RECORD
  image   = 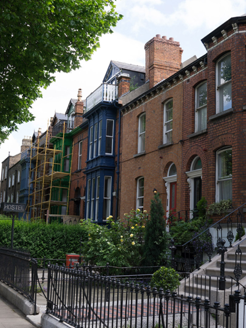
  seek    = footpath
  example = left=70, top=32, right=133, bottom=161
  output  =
left=0, top=293, right=35, bottom=328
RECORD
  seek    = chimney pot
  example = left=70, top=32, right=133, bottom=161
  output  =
left=162, top=36, right=167, bottom=40
left=156, top=34, right=161, bottom=38
left=169, top=37, right=174, bottom=41
left=77, top=88, right=82, bottom=102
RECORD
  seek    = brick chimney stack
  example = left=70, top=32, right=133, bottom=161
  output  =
left=74, top=88, right=84, bottom=128
left=21, top=136, right=32, bottom=152
left=117, top=73, right=131, bottom=98
left=145, top=35, right=183, bottom=88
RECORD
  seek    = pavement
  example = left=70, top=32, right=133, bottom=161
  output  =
left=0, top=293, right=35, bottom=328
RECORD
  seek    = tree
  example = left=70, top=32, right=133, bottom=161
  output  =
left=0, top=0, right=122, bottom=142
left=142, top=192, right=168, bottom=266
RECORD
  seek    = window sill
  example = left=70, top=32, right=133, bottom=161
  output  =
left=209, top=108, right=233, bottom=121
left=158, top=142, right=173, bottom=149
left=188, top=129, right=207, bottom=139
left=72, top=169, right=82, bottom=174
left=134, top=151, right=146, bottom=158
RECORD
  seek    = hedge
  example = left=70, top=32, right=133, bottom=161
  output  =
left=0, top=218, right=87, bottom=261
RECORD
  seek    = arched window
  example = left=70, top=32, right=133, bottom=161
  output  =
left=216, top=53, right=232, bottom=113
left=163, top=99, right=173, bottom=144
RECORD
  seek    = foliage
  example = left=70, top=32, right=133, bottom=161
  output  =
left=169, top=216, right=206, bottom=245
left=206, top=199, right=232, bottom=216
left=235, top=226, right=245, bottom=242
left=151, top=266, right=180, bottom=292
left=0, top=219, right=87, bottom=262
left=80, top=210, right=147, bottom=267
left=196, top=196, right=207, bottom=218
left=0, top=0, right=122, bottom=142
left=192, top=223, right=214, bottom=255
left=142, top=193, right=168, bottom=266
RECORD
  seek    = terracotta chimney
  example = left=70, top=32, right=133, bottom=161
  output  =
left=21, top=136, right=32, bottom=152
left=74, top=88, right=84, bottom=128
left=117, top=73, right=131, bottom=98
left=145, top=34, right=183, bottom=88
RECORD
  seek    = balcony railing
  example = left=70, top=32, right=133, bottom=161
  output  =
left=86, top=83, right=118, bottom=112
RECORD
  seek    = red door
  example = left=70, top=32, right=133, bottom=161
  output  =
left=170, top=182, right=177, bottom=215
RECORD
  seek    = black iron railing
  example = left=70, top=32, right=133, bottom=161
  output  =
left=0, top=247, right=37, bottom=313
left=46, top=263, right=245, bottom=328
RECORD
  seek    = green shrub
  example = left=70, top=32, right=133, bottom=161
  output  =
left=206, top=199, right=232, bottom=216
left=0, top=220, right=87, bottom=263
left=151, top=266, right=180, bottom=292
left=142, top=192, right=168, bottom=266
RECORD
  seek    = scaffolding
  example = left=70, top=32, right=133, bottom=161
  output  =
left=27, top=122, right=73, bottom=222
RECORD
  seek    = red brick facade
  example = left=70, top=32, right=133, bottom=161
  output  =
left=119, top=18, right=246, bottom=219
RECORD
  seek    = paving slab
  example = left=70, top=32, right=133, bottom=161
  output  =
left=0, top=294, right=35, bottom=328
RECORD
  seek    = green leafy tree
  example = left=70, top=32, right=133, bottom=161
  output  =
left=142, top=192, right=168, bottom=266
left=0, top=0, right=122, bottom=142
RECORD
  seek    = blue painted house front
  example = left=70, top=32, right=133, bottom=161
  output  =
left=83, top=61, right=146, bottom=223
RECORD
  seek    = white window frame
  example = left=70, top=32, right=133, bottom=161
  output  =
left=17, top=171, right=20, bottom=183
left=105, top=119, right=114, bottom=155
left=91, top=178, right=95, bottom=220
left=2, top=168, right=4, bottom=181
left=3, top=191, right=5, bottom=202
left=163, top=163, right=177, bottom=226
left=94, top=123, right=98, bottom=157
left=0, top=193, right=2, bottom=203
left=16, top=191, right=19, bottom=203
left=5, top=167, right=7, bottom=179
left=89, top=126, right=93, bottom=160
left=186, top=156, right=202, bottom=218
left=216, top=53, right=232, bottom=113
left=12, top=174, right=15, bottom=186
left=78, top=141, right=82, bottom=170
left=98, top=120, right=102, bottom=155
left=163, top=99, right=173, bottom=144
left=136, top=177, right=144, bottom=211
left=103, top=176, right=112, bottom=221
left=138, top=113, right=146, bottom=153
left=195, top=82, right=207, bottom=132
left=11, top=193, right=13, bottom=203
left=86, top=179, right=91, bottom=219
left=8, top=177, right=11, bottom=188
left=216, top=148, right=232, bottom=202
left=95, top=176, right=100, bottom=221
left=64, top=146, right=70, bottom=172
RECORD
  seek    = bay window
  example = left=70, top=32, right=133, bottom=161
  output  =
left=103, top=176, right=112, bottom=220
left=106, top=119, right=114, bottom=155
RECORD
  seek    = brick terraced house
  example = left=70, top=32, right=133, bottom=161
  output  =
left=118, top=15, right=246, bottom=220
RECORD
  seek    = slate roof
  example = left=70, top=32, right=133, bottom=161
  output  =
left=111, top=60, right=145, bottom=73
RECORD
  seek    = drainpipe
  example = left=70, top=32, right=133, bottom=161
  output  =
left=113, top=100, right=122, bottom=220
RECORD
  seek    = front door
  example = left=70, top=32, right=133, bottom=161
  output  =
left=194, top=177, right=202, bottom=215
left=169, top=182, right=177, bottom=214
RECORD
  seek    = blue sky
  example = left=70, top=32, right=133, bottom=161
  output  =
left=1, top=0, right=246, bottom=169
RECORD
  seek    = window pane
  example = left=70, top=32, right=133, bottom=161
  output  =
left=105, top=137, right=112, bottom=154
left=166, top=99, right=173, bottom=110
left=219, top=180, right=232, bottom=200
left=166, top=107, right=173, bottom=121
left=106, top=120, right=113, bottom=136
left=169, top=164, right=177, bottom=176
left=219, top=55, right=231, bottom=84
left=197, top=107, right=207, bottom=131
left=218, top=150, right=232, bottom=179
left=197, top=83, right=207, bottom=107
left=139, top=115, right=146, bottom=133
left=139, top=134, right=145, bottom=153
left=166, top=120, right=173, bottom=132
left=171, top=184, right=176, bottom=209
left=194, top=158, right=202, bottom=170
left=166, top=131, right=172, bottom=144
left=220, top=82, right=232, bottom=111
left=138, top=198, right=144, bottom=207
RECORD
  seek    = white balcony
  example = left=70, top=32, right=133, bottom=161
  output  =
left=86, top=83, right=118, bottom=112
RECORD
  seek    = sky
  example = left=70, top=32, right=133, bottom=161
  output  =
left=1, top=0, right=246, bottom=170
